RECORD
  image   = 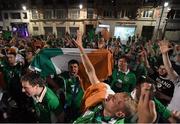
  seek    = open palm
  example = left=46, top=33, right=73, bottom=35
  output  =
left=158, top=40, right=172, bottom=54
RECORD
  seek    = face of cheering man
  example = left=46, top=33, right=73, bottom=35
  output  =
left=25, top=51, right=34, bottom=63
left=7, top=53, right=16, bottom=66
left=21, top=73, right=45, bottom=97
left=68, top=60, right=79, bottom=77
left=118, top=57, right=128, bottom=72
left=103, top=92, right=136, bottom=118
left=69, top=63, right=79, bottom=76
left=158, top=65, right=168, bottom=77
left=21, top=80, right=38, bottom=97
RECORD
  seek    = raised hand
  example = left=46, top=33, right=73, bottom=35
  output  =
left=137, top=83, right=157, bottom=123
left=73, top=31, right=100, bottom=85
left=158, top=40, right=172, bottom=54
left=73, top=30, right=83, bottom=49
left=172, top=110, right=180, bottom=121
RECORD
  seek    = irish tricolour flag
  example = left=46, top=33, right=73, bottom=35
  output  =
left=29, top=48, right=113, bottom=90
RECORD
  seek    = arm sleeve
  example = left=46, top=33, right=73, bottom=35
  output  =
left=154, top=98, right=171, bottom=120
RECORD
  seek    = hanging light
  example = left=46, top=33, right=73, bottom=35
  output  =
left=79, top=4, right=83, bottom=9
left=22, top=5, right=27, bottom=10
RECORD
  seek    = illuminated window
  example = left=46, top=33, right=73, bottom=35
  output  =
left=143, top=10, right=153, bottom=18
left=32, top=10, right=38, bottom=19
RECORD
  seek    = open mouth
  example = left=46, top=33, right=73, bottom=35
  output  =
left=25, top=92, right=31, bottom=96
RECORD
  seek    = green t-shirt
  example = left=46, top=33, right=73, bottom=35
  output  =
left=34, top=87, right=63, bottom=122
left=74, top=104, right=125, bottom=124
left=111, top=69, right=136, bottom=93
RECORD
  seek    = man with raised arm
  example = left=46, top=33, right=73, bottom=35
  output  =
left=73, top=31, right=138, bottom=123
left=159, top=40, right=180, bottom=112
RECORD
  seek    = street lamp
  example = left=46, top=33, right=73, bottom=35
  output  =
left=79, top=4, right=83, bottom=9
left=156, top=2, right=169, bottom=39
left=164, top=2, right=169, bottom=7
left=22, top=5, right=27, bottom=10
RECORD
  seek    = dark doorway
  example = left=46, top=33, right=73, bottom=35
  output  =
left=86, top=24, right=94, bottom=35
left=141, top=26, right=154, bottom=40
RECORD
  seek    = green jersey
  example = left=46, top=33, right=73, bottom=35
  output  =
left=34, top=87, right=63, bottom=122
left=59, top=71, right=84, bottom=122
left=111, top=69, right=136, bottom=93
left=74, top=104, right=125, bottom=124
left=60, top=71, right=84, bottom=110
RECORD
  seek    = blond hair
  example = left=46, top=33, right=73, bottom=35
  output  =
left=122, top=92, right=137, bottom=118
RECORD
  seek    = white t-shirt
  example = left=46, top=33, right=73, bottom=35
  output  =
left=167, top=76, right=180, bottom=111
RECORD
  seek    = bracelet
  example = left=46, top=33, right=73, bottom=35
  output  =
left=80, top=53, right=84, bottom=56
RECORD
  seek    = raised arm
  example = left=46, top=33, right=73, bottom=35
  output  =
left=158, top=40, right=178, bottom=81
left=73, top=31, right=99, bottom=84
left=140, top=48, right=151, bottom=68
left=137, top=83, right=157, bottom=123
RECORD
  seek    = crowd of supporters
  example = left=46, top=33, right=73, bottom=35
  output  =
left=0, top=29, right=180, bottom=123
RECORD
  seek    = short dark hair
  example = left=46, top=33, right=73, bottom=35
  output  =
left=21, top=72, right=45, bottom=87
left=118, top=55, right=129, bottom=63
left=68, top=59, right=79, bottom=66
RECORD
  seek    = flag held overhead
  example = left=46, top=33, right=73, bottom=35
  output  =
left=29, top=48, right=113, bottom=90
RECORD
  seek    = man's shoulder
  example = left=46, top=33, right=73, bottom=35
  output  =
left=60, top=71, right=70, bottom=78
left=127, top=71, right=136, bottom=77
left=44, top=87, right=59, bottom=101
left=113, top=68, right=118, bottom=72
left=43, top=87, right=62, bottom=109
left=0, top=60, right=8, bottom=67
left=171, top=76, right=180, bottom=86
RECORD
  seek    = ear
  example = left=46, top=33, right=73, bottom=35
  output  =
left=33, top=84, right=39, bottom=89
left=115, top=111, right=125, bottom=118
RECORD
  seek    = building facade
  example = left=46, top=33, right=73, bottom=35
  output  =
left=0, top=0, right=178, bottom=42
left=164, top=0, right=180, bottom=43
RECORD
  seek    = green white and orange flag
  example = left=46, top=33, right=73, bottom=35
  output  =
left=29, top=48, right=113, bottom=90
